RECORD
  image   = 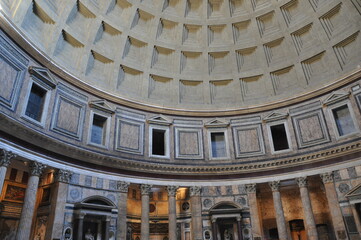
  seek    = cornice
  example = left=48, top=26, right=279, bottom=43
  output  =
left=0, top=11, right=360, bottom=117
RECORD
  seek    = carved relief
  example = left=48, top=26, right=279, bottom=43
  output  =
left=166, top=186, right=179, bottom=196
left=320, top=172, right=334, bottom=183
left=190, top=186, right=201, bottom=196
left=140, top=184, right=152, bottom=195
left=269, top=181, right=280, bottom=191
left=54, top=169, right=72, bottom=183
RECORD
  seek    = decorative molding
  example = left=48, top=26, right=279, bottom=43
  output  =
left=263, top=112, right=289, bottom=122
left=296, top=177, right=308, bottom=188
left=0, top=112, right=360, bottom=177
left=245, top=184, right=257, bottom=194
left=269, top=181, right=281, bottom=191
left=89, top=99, right=114, bottom=114
left=190, top=186, right=201, bottom=196
left=29, top=161, right=46, bottom=177
left=147, top=115, right=172, bottom=125
left=117, top=181, right=130, bottom=193
left=323, top=91, right=350, bottom=106
left=0, top=149, right=17, bottom=167
left=204, top=118, right=229, bottom=128
left=54, top=169, right=73, bottom=183
left=320, top=172, right=334, bottom=183
left=140, top=184, right=152, bottom=195
left=28, top=66, right=57, bottom=88
left=166, top=186, right=179, bottom=197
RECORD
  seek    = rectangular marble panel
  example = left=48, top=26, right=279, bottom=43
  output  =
left=292, top=108, right=330, bottom=148
left=115, top=118, right=144, bottom=155
left=0, top=31, right=28, bottom=111
left=175, top=127, right=203, bottom=159
left=50, top=84, right=87, bottom=140
left=232, top=124, right=265, bottom=158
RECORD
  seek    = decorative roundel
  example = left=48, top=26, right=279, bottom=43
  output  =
left=203, top=198, right=212, bottom=208
left=338, top=183, right=350, bottom=193
left=204, top=230, right=211, bottom=240
left=182, top=202, right=190, bottom=211
left=149, top=203, right=156, bottom=213
left=243, top=228, right=250, bottom=236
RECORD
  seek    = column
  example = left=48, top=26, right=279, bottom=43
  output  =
left=167, top=185, right=179, bottom=240
left=211, top=218, right=218, bottom=240
left=0, top=149, right=16, bottom=194
left=296, top=177, right=318, bottom=240
left=269, top=181, right=288, bottom=240
left=16, top=161, right=45, bottom=240
left=350, top=204, right=361, bottom=238
left=320, top=172, right=348, bottom=240
left=105, top=215, right=111, bottom=240
left=245, top=184, right=264, bottom=239
left=236, top=217, right=243, bottom=240
left=190, top=186, right=202, bottom=240
left=117, top=181, right=130, bottom=240
left=45, top=169, right=73, bottom=240
left=140, top=184, right=152, bottom=240
left=77, top=213, right=86, bottom=240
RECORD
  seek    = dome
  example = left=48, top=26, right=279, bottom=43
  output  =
left=1, top=0, right=360, bottom=114
left=0, top=1, right=361, bottom=240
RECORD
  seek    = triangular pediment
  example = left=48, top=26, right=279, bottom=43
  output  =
left=263, top=112, right=289, bottom=122
left=28, top=66, right=57, bottom=88
left=345, top=183, right=361, bottom=199
left=323, top=91, right=350, bottom=106
left=89, top=100, right=114, bottom=114
left=147, top=115, right=172, bottom=125
left=204, top=118, right=229, bottom=128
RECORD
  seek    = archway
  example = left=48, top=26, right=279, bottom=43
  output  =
left=74, top=196, right=116, bottom=240
left=209, top=202, right=244, bottom=240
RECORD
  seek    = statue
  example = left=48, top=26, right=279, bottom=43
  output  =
left=223, top=229, right=232, bottom=240
left=84, top=229, right=94, bottom=240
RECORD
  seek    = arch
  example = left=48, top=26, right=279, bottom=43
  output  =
left=210, top=201, right=241, bottom=210
left=80, top=195, right=116, bottom=208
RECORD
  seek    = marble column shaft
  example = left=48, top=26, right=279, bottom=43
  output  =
left=211, top=219, right=218, bottom=240
left=245, top=184, right=264, bottom=239
left=350, top=204, right=361, bottom=238
left=105, top=216, right=111, bottom=240
left=45, top=169, right=72, bottom=240
left=140, top=184, right=152, bottom=240
left=320, top=172, right=348, bottom=240
left=167, top=186, right=179, bottom=240
left=16, top=161, right=45, bottom=240
left=296, top=177, right=318, bottom=240
left=190, top=186, right=202, bottom=240
left=237, top=217, right=243, bottom=240
left=117, top=181, right=130, bottom=240
left=77, top=214, right=85, bottom=240
left=269, top=181, right=288, bottom=240
left=0, top=149, right=16, bottom=194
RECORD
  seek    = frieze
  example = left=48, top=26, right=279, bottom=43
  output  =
left=0, top=149, right=17, bottom=167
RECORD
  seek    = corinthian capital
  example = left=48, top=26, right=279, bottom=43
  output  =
left=245, top=184, right=257, bottom=194
left=29, top=161, right=46, bottom=177
left=0, top=149, right=17, bottom=167
left=269, top=181, right=281, bottom=192
left=320, top=172, right=334, bottom=184
left=117, top=181, right=130, bottom=193
left=296, top=177, right=308, bottom=188
left=140, top=184, right=152, bottom=195
left=54, top=169, right=73, bottom=183
left=189, top=186, right=201, bottom=196
left=166, top=186, right=179, bottom=197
